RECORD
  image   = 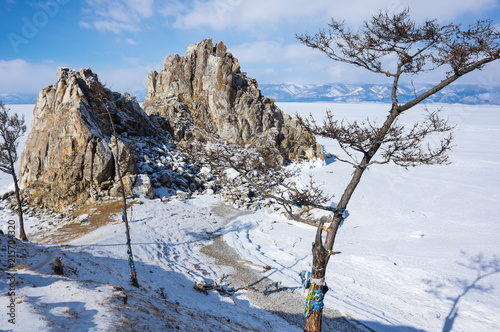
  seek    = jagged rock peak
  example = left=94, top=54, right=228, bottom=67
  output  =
left=20, top=67, right=154, bottom=212
left=143, top=38, right=322, bottom=162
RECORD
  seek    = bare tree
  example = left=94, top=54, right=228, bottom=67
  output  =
left=0, top=101, right=27, bottom=241
left=296, top=9, right=500, bottom=331
left=182, top=129, right=333, bottom=226
left=90, top=84, right=139, bottom=287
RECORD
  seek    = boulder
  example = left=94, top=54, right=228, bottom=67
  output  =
left=20, top=68, right=154, bottom=211
left=109, top=174, right=137, bottom=198
left=143, top=39, right=322, bottom=162
left=132, top=174, right=154, bottom=199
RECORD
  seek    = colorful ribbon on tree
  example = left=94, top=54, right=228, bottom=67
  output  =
left=126, top=240, right=137, bottom=284
left=304, top=284, right=325, bottom=318
left=300, top=270, right=327, bottom=317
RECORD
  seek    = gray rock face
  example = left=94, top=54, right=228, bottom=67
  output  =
left=143, top=39, right=322, bottom=162
left=19, top=40, right=324, bottom=213
left=20, top=68, right=154, bottom=211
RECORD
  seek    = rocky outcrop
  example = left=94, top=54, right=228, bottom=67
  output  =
left=19, top=40, right=324, bottom=212
left=20, top=68, right=154, bottom=211
left=143, top=39, right=322, bottom=162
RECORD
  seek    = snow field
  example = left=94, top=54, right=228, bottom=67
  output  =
left=0, top=103, right=499, bottom=331
left=222, top=102, right=500, bottom=331
left=1, top=194, right=305, bottom=331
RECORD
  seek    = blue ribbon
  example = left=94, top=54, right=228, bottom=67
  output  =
left=299, top=270, right=311, bottom=290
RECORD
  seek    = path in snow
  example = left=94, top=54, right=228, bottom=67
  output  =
left=202, top=203, right=361, bottom=331
left=4, top=195, right=356, bottom=331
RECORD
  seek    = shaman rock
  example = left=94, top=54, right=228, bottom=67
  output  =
left=143, top=39, right=322, bottom=162
left=20, top=67, right=154, bottom=211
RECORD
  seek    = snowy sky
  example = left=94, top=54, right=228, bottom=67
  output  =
left=1, top=0, right=500, bottom=96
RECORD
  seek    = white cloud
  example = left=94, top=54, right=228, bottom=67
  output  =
left=229, top=41, right=320, bottom=65
left=0, top=59, right=162, bottom=99
left=126, top=0, right=154, bottom=17
left=79, top=21, right=91, bottom=29
left=125, top=38, right=137, bottom=45
left=91, top=20, right=139, bottom=34
left=79, top=0, right=499, bottom=39
left=114, top=37, right=138, bottom=45
left=123, top=57, right=142, bottom=65
left=0, top=59, right=55, bottom=95
left=0, top=59, right=165, bottom=99
left=98, top=66, right=157, bottom=95
left=172, top=0, right=321, bottom=30
left=405, top=0, right=499, bottom=22
left=227, top=40, right=339, bottom=83
left=171, top=0, right=499, bottom=30
left=158, top=1, right=188, bottom=17
left=81, top=0, right=155, bottom=34
left=227, top=33, right=500, bottom=86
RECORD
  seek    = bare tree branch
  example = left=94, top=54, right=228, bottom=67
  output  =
left=182, top=129, right=335, bottom=223
left=296, top=9, right=500, bottom=330
left=0, top=100, right=28, bottom=240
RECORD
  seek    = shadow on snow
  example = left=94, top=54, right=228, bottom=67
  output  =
left=423, top=251, right=500, bottom=332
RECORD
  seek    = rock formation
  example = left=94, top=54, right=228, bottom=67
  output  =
left=19, top=40, right=325, bottom=212
left=143, top=39, right=322, bottom=162
left=20, top=68, right=154, bottom=211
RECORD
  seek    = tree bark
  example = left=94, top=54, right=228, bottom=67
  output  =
left=122, top=182, right=139, bottom=287
left=304, top=221, right=328, bottom=331
left=305, top=308, right=323, bottom=332
left=10, top=159, right=27, bottom=241
left=112, top=136, right=139, bottom=287
left=305, top=105, right=401, bottom=331
left=101, top=90, right=140, bottom=288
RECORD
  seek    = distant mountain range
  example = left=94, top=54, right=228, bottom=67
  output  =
left=0, top=93, right=38, bottom=104
left=2, top=83, right=499, bottom=105
left=259, top=83, right=500, bottom=104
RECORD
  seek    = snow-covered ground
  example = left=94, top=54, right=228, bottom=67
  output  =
left=0, top=103, right=499, bottom=331
left=225, top=102, right=500, bottom=331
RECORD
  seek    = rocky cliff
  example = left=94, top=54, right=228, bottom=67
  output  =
left=143, top=39, right=322, bottom=162
left=19, top=40, right=324, bottom=212
left=20, top=68, right=154, bottom=211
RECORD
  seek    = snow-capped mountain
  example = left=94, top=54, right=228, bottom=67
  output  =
left=259, top=83, right=500, bottom=104
left=0, top=93, right=38, bottom=104
left=3, top=83, right=500, bottom=105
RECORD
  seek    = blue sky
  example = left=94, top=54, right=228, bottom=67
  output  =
left=1, top=0, right=500, bottom=97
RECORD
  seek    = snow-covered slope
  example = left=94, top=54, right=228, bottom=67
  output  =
left=0, top=195, right=310, bottom=331
left=224, top=102, right=500, bottom=331
left=1, top=103, right=499, bottom=331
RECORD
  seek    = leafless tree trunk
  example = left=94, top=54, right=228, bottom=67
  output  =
left=11, top=166, right=27, bottom=241
left=297, top=9, right=500, bottom=331
left=0, top=101, right=27, bottom=241
left=91, top=86, right=139, bottom=287
left=111, top=135, right=139, bottom=287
